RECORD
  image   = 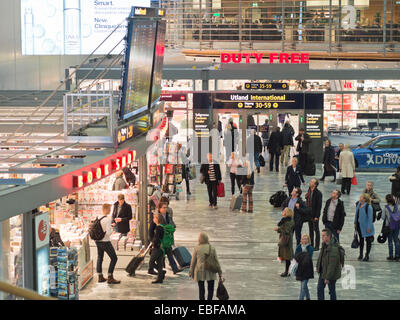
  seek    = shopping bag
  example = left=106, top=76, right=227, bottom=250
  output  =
left=352, top=175, right=358, bottom=185
left=164, top=164, right=174, bottom=174
left=216, top=279, right=229, bottom=300
left=288, top=259, right=298, bottom=277
left=217, top=182, right=225, bottom=197
left=336, top=172, right=342, bottom=185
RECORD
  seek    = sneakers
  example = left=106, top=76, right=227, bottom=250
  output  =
left=107, top=275, right=121, bottom=284
left=98, top=274, right=107, bottom=283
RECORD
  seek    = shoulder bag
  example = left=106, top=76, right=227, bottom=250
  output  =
left=204, top=245, right=221, bottom=273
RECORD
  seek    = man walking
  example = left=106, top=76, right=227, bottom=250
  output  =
left=247, top=130, right=263, bottom=173
left=149, top=214, right=165, bottom=284
left=281, top=121, right=295, bottom=167
left=295, top=128, right=312, bottom=173
left=267, top=127, right=283, bottom=172
left=200, top=153, right=222, bottom=209
left=96, top=204, right=120, bottom=284
left=316, top=229, right=342, bottom=300
left=322, top=190, right=346, bottom=242
left=305, top=178, right=323, bottom=251
left=260, top=119, right=270, bottom=152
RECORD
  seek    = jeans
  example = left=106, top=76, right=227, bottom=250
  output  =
left=230, top=172, right=242, bottom=195
left=198, top=280, right=215, bottom=300
left=324, top=221, right=340, bottom=242
left=96, top=241, right=118, bottom=276
left=149, top=247, right=164, bottom=281
left=299, top=279, right=310, bottom=300
left=254, top=152, right=261, bottom=170
left=317, top=275, right=337, bottom=300
left=388, top=228, right=400, bottom=258
left=309, top=219, right=320, bottom=249
left=166, top=247, right=179, bottom=272
left=269, top=152, right=280, bottom=171
left=207, top=181, right=218, bottom=206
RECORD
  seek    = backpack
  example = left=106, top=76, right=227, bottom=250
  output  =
left=269, top=191, right=288, bottom=208
left=89, top=216, right=106, bottom=241
left=160, top=224, right=176, bottom=253
left=386, top=205, right=400, bottom=230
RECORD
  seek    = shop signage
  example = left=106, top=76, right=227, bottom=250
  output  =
left=160, top=93, right=187, bottom=101
left=194, top=112, right=211, bottom=137
left=245, top=83, right=289, bottom=90
left=220, top=52, right=310, bottom=64
left=35, top=212, right=49, bottom=249
left=117, top=124, right=134, bottom=145
left=305, top=113, right=323, bottom=139
left=72, top=150, right=136, bottom=189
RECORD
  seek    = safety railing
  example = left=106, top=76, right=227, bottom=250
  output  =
left=0, top=281, right=55, bottom=300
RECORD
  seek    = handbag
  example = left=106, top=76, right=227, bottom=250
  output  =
left=217, top=182, right=225, bottom=197
left=204, top=245, right=220, bottom=273
left=351, top=230, right=360, bottom=248
left=278, top=233, right=290, bottom=247
left=352, top=175, right=358, bottom=185
left=216, top=279, right=229, bottom=300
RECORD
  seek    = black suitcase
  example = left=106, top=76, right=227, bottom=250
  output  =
left=269, top=190, right=288, bottom=207
left=173, top=246, right=192, bottom=268
left=126, top=244, right=151, bottom=276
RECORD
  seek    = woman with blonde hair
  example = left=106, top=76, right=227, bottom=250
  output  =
left=355, top=193, right=375, bottom=261
left=274, top=208, right=294, bottom=277
left=189, top=232, right=223, bottom=300
left=294, top=234, right=314, bottom=300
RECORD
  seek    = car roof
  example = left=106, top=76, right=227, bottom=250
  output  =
left=375, top=135, right=400, bottom=138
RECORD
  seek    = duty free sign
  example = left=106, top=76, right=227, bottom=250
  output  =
left=220, top=52, right=310, bottom=64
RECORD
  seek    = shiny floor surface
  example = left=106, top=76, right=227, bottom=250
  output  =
left=80, top=164, right=400, bottom=300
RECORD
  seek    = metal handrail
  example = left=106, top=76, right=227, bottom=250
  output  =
left=0, top=281, right=56, bottom=300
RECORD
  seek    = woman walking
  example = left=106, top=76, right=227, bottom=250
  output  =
left=227, top=152, right=243, bottom=195
left=274, top=208, right=295, bottom=277
left=382, top=194, right=400, bottom=261
left=339, top=144, right=355, bottom=195
left=189, top=232, right=223, bottom=300
left=241, top=159, right=255, bottom=213
left=295, top=234, right=314, bottom=300
left=354, top=193, right=375, bottom=261
left=320, top=139, right=336, bottom=182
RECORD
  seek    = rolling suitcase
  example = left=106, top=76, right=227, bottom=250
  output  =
left=230, top=194, right=243, bottom=210
left=173, top=246, right=192, bottom=268
left=126, top=243, right=152, bottom=276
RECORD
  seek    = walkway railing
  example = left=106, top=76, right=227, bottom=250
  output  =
left=0, top=281, right=55, bottom=300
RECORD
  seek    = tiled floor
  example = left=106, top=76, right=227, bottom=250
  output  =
left=80, top=164, right=400, bottom=300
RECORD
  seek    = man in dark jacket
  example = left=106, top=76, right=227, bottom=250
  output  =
left=260, top=119, right=270, bottom=151
left=320, top=139, right=336, bottom=182
left=200, top=153, right=222, bottom=209
left=247, top=131, right=263, bottom=173
left=281, top=121, right=295, bottom=167
left=149, top=214, right=165, bottom=284
left=295, top=128, right=312, bottom=173
left=316, top=229, right=342, bottom=300
left=322, top=190, right=346, bottom=242
left=112, top=194, right=132, bottom=236
left=305, top=178, right=323, bottom=251
left=267, top=127, right=283, bottom=172
left=282, top=187, right=307, bottom=245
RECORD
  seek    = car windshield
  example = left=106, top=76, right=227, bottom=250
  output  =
left=360, top=137, right=379, bottom=148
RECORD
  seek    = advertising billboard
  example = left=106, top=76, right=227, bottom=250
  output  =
left=21, top=0, right=150, bottom=55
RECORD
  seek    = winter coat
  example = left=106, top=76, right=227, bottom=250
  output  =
left=285, top=165, right=305, bottom=188
left=305, top=187, right=323, bottom=219
left=295, top=133, right=312, bottom=154
left=294, top=244, right=314, bottom=281
left=322, top=198, right=346, bottom=231
left=355, top=203, right=375, bottom=238
left=277, top=217, right=294, bottom=261
left=316, top=238, right=342, bottom=281
left=323, top=146, right=336, bottom=174
left=112, top=201, right=133, bottom=234
left=282, top=197, right=308, bottom=225
left=200, top=163, right=222, bottom=184
left=267, top=131, right=283, bottom=155
left=389, top=173, right=400, bottom=198
left=339, top=150, right=355, bottom=178
left=282, top=125, right=295, bottom=146
left=190, top=243, right=222, bottom=282
left=247, top=134, right=263, bottom=154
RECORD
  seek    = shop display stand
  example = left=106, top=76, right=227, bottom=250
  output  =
left=54, top=247, right=79, bottom=300
left=162, top=141, right=183, bottom=201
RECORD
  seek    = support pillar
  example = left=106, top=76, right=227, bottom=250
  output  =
left=138, top=156, right=149, bottom=247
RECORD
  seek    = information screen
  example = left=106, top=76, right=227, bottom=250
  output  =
left=122, top=19, right=157, bottom=120
left=21, top=0, right=150, bottom=55
left=244, top=83, right=289, bottom=90
left=150, top=21, right=166, bottom=107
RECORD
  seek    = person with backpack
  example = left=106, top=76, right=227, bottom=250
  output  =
left=281, top=121, right=295, bottom=167
left=149, top=214, right=166, bottom=284
left=189, top=232, right=223, bottom=300
left=382, top=194, right=400, bottom=261
left=274, top=207, right=295, bottom=277
left=389, top=166, right=400, bottom=201
left=295, top=234, right=314, bottom=300
left=316, top=229, right=342, bottom=300
left=246, top=130, right=263, bottom=173
left=285, top=157, right=305, bottom=195
left=354, top=193, right=375, bottom=262
left=94, top=204, right=120, bottom=284
left=364, top=181, right=381, bottom=220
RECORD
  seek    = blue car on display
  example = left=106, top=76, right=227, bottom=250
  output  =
left=352, top=135, right=400, bottom=170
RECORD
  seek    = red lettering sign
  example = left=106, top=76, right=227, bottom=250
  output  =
left=220, top=52, right=310, bottom=64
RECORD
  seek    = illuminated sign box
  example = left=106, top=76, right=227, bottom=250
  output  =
left=245, top=83, right=289, bottom=90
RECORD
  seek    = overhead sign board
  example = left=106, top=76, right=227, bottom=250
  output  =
left=244, top=83, right=289, bottom=90
left=220, top=52, right=310, bottom=64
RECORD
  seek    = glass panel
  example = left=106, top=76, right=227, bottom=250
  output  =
left=374, top=138, right=394, bottom=148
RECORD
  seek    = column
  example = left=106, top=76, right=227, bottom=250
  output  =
left=138, top=156, right=149, bottom=247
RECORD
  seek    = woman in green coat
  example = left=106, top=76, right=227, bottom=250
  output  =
left=274, top=207, right=295, bottom=277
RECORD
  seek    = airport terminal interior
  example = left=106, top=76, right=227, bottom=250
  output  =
left=0, top=0, right=400, bottom=301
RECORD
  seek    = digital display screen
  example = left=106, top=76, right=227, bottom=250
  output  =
left=122, top=19, right=157, bottom=120
left=244, top=83, right=289, bottom=90
left=150, top=21, right=166, bottom=108
left=21, top=0, right=150, bottom=55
